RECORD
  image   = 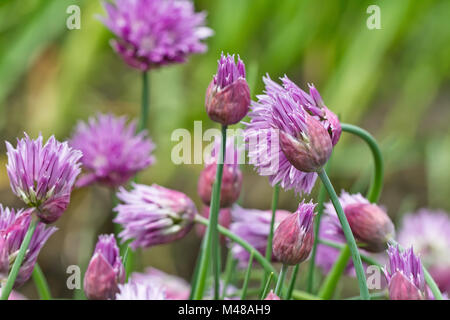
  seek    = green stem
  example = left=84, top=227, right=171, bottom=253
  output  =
left=265, top=184, right=280, bottom=262
left=260, top=272, right=274, bottom=300
left=221, top=250, right=237, bottom=299
left=240, top=251, right=254, bottom=300
left=192, top=126, right=227, bottom=300
left=195, top=215, right=278, bottom=279
left=274, top=264, right=288, bottom=297
left=341, top=123, right=384, bottom=203
left=291, top=290, right=323, bottom=300
left=139, top=71, right=149, bottom=132
left=1, top=215, right=39, bottom=300
left=318, top=238, right=381, bottom=266
left=306, top=161, right=329, bottom=293
left=260, top=184, right=279, bottom=295
left=32, top=264, right=51, bottom=300
left=318, top=245, right=351, bottom=299
left=317, top=168, right=370, bottom=300
left=286, top=264, right=299, bottom=300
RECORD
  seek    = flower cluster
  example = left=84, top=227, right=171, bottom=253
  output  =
left=114, top=184, right=197, bottom=249
left=99, top=0, right=213, bottom=71
left=70, top=113, right=155, bottom=188
left=6, top=134, right=82, bottom=223
left=245, top=75, right=341, bottom=194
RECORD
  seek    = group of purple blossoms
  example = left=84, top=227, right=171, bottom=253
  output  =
left=1, top=0, right=449, bottom=301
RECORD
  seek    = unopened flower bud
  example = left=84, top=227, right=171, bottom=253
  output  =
left=264, top=290, right=281, bottom=300
left=384, top=245, right=428, bottom=300
left=84, top=234, right=125, bottom=300
left=345, top=203, right=395, bottom=252
left=198, top=162, right=242, bottom=208
left=273, top=201, right=316, bottom=265
left=206, top=53, right=250, bottom=125
left=279, top=115, right=332, bottom=173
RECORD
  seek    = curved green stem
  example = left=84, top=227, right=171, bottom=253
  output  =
left=317, top=168, right=370, bottom=300
left=318, top=245, right=351, bottom=299
left=32, top=264, right=52, bottom=300
left=240, top=251, right=254, bottom=300
left=341, top=123, right=384, bottom=203
left=274, top=264, right=288, bottom=297
left=1, top=215, right=39, bottom=300
left=192, top=126, right=227, bottom=300
left=195, top=215, right=277, bottom=278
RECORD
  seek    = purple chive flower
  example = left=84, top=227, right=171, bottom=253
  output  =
left=229, top=205, right=290, bottom=268
left=205, top=53, right=250, bottom=125
left=244, top=75, right=341, bottom=194
left=0, top=206, right=56, bottom=288
left=397, top=209, right=450, bottom=294
left=384, top=245, right=428, bottom=300
left=99, top=0, right=213, bottom=71
left=114, top=184, right=197, bottom=249
left=6, top=134, right=82, bottom=223
left=70, top=113, right=155, bottom=188
left=129, top=267, right=190, bottom=300
left=273, top=201, right=316, bottom=265
left=116, top=278, right=166, bottom=300
left=316, top=192, right=382, bottom=274
left=84, top=234, right=125, bottom=300
left=198, top=136, right=243, bottom=208
left=322, top=191, right=394, bottom=252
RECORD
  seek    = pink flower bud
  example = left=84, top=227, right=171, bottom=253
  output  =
left=84, top=234, right=125, bottom=300
left=264, top=290, right=281, bottom=300
left=273, top=201, right=316, bottom=265
left=279, top=115, right=332, bottom=173
left=384, top=246, right=428, bottom=300
left=345, top=203, right=395, bottom=252
left=388, top=272, right=426, bottom=300
left=205, top=53, right=250, bottom=125
left=196, top=206, right=232, bottom=243
left=198, top=162, right=242, bottom=208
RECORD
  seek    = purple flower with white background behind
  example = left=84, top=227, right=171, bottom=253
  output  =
left=6, top=134, right=82, bottom=223
left=70, top=113, right=155, bottom=188
left=99, top=0, right=213, bottom=71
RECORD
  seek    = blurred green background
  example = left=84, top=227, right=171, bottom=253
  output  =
left=0, top=0, right=449, bottom=299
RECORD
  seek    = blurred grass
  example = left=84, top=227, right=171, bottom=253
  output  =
left=0, top=0, right=449, bottom=298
